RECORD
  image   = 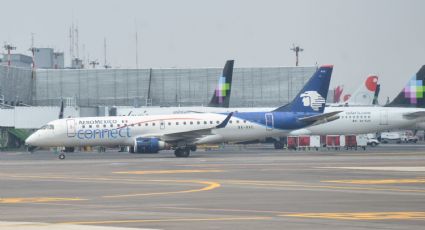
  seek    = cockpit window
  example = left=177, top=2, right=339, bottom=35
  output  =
left=40, top=124, right=54, bottom=130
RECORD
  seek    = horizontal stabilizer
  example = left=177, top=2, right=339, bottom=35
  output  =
left=298, top=111, right=341, bottom=126
left=403, top=111, right=425, bottom=119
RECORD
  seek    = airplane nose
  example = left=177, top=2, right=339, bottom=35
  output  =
left=25, top=133, right=37, bottom=146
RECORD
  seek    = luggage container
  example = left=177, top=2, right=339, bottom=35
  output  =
left=287, top=136, right=298, bottom=150
left=298, top=136, right=310, bottom=150
left=310, top=135, right=321, bottom=150
left=356, top=135, right=367, bottom=150
left=326, top=135, right=344, bottom=150
left=345, top=135, right=357, bottom=149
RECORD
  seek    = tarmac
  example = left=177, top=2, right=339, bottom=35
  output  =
left=1, top=144, right=425, bottom=229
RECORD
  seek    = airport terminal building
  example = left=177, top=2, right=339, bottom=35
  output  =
left=1, top=65, right=315, bottom=108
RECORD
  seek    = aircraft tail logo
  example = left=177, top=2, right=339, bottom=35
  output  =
left=300, top=91, right=326, bottom=111
left=386, top=65, right=425, bottom=108
left=208, top=60, right=234, bottom=108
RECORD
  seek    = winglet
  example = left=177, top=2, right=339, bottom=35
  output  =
left=216, top=112, right=233, bottom=128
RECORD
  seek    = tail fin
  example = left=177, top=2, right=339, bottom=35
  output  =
left=347, top=75, right=379, bottom=105
left=372, top=84, right=381, bottom=105
left=386, top=65, right=425, bottom=107
left=207, top=60, right=234, bottom=108
left=274, top=65, right=333, bottom=113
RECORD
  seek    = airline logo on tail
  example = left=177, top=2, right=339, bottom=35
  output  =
left=403, top=77, right=425, bottom=104
left=214, top=75, right=230, bottom=103
left=300, top=91, right=326, bottom=111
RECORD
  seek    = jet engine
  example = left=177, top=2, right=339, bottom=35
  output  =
left=133, top=137, right=167, bottom=153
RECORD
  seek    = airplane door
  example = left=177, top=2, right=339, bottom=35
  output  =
left=66, top=119, right=76, bottom=137
left=379, top=111, right=388, bottom=125
left=160, top=120, right=165, bottom=130
left=265, top=113, right=274, bottom=131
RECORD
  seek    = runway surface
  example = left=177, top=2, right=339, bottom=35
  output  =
left=1, top=144, right=425, bottom=229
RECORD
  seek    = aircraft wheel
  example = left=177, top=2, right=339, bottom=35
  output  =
left=174, top=148, right=190, bottom=158
left=274, top=141, right=284, bottom=149
left=58, top=154, right=66, bottom=160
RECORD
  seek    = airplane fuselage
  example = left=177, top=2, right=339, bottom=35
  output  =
left=290, top=107, right=425, bottom=135
left=26, top=112, right=319, bottom=148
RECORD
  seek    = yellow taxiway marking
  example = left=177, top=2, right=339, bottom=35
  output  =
left=319, top=166, right=425, bottom=172
left=282, top=212, right=425, bottom=220
left=0, top=174, right=221, bottom=200
left=160, top=206, right=289, bottom=214
left=103, top=180, right=220, bottom=198
left=59, top=216, right=272, bottom=225
left=219, top=180, right=425, bottom=193
left=323, top=178, right=425, bottom=185
left=0, top=197, right=85, bottom=204
left=113, top=169, right=224, bottom=175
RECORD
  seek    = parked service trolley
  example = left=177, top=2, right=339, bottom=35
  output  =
left=345, top=135, right=357, bottom=149
left=298, top=136, right=310, bottom=150
left=326, top=135, right=345, bottom=150
left=356, top=135, right=368, bottom=150
left=287, top=136, right=298, bottom=150
left=287, top=136, right=321, bottom=150
left=309, top=136, right=321, bottom=150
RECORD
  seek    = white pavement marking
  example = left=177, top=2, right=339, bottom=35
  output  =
left=0, top=222, right=160, bottom=230
left=319, top=166, right=425, bottom=172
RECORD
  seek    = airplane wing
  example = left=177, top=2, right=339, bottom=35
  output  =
left=403, top=111, right=425, bottom=119
left=137, top=112, right=233, bottom=143
left=298, top=111, right=341, bottom=126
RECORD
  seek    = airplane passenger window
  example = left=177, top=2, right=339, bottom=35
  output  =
left=168, top=122, right=171, bottom=126
left=96, top=125, right=99, bottom=128
left=183, top=121, right=187, bottom=125
left=197, top=121, right=200, bottom=125
left=89, top=125, right=92, bottom=128
left=176, top=122, right=179, bottom=125
left=216, top=121, right=219, bottom=124
left=82, top=125, right=85, bottom=128
left=210, top=121, right=213, bottom=124
left=110, top=124, right=113, bottom=127
left=190, top=121, right=193, bottom=125
left=229, top=120, right=232, bottom=124
left=103, top=124, right=107, bottom=128
left=236, top=120, right=240, bottom=123
left=243, top=120, right=246, bottom=123
left=138, top=123, right=141, bottom=126
left=131, top=124, right=134, bottom=127
left=204, top=121, right=207, bottom=125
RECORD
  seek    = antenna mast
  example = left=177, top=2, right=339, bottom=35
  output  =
left=290, top=44, right=304, bottom=66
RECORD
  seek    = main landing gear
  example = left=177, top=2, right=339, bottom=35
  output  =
left=174, top=147, right=191, bottom=158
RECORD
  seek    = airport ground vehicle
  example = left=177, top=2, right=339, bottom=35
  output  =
left=380, top=132, right=418, bottom=143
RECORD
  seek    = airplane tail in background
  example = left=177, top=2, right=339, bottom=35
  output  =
left=347, top=75, right=379, bottom=106
left=372, top=84, right=381, bottom=105
left=273, top=65, right=333, bottom=113
left=386, top=65, right=425, bottom=108
left=207, top=60, right=234, bottom=108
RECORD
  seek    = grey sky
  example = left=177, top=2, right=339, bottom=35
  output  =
left=2, top=0, right=425, bottom=102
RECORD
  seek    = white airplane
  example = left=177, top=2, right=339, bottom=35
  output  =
left=25, top=65, right=338, bottom=159
left=290, top=65, right=425, bottom=135
left=331, top=75, right=379, bottom=106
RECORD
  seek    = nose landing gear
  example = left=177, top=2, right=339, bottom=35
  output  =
left=58, top=147, right=75, bottom=160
